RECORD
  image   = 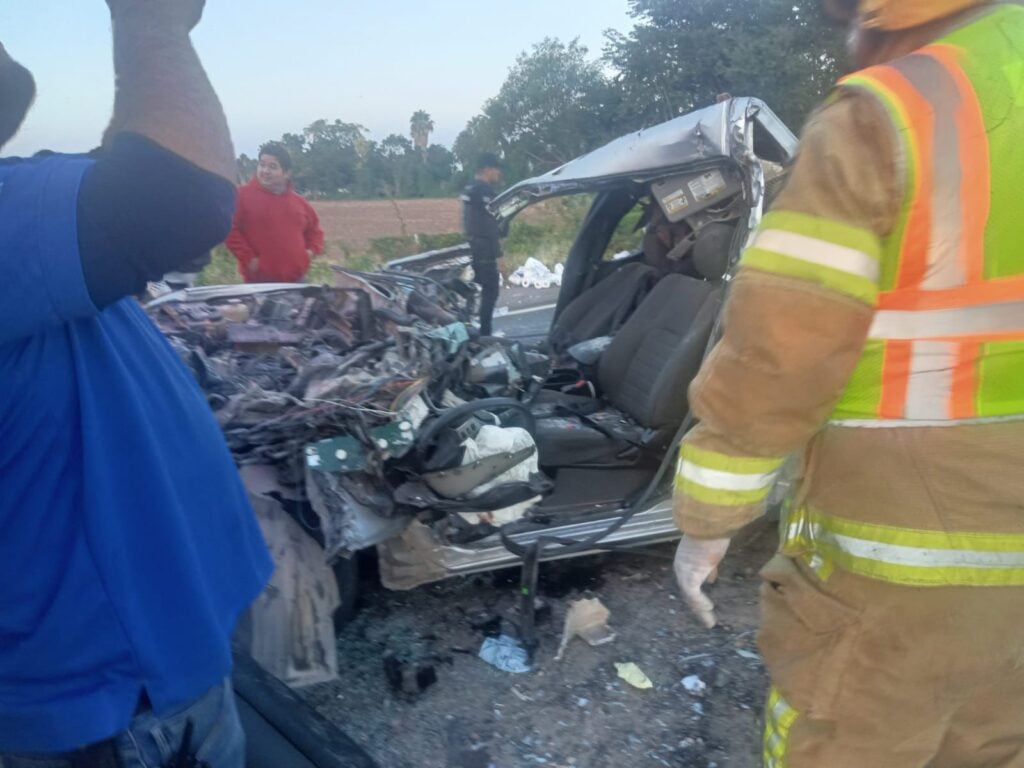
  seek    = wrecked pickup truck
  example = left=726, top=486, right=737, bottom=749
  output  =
left=146, top=97, right=797, bottom=682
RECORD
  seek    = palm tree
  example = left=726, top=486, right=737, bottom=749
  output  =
left=410, top=110, right=435, bottom=151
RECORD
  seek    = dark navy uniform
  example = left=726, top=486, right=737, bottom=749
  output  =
left=461, top=178, right=503, bottom=335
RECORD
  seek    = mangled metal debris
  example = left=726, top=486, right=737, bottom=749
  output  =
left=146, top=270, right=551, bottom=564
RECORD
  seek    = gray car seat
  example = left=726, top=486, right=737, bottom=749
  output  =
left=533, top=222, right=734, bottom=467
left=548, top=261, right=660, bottom=353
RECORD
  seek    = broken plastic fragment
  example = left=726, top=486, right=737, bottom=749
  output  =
left=479, top=635, right=532, bottom=674
left=555, top=598, right=617, bottom=661
left=427, top=322, right=470, bottom=354
left=682, top=675, right=707, bottom=696
left=615, top=662, right=654, bottom=690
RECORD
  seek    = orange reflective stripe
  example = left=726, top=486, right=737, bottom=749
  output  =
left=923, top=44, right=990, bottom=285
left=951, top=341, right=981, bottom=419
left=878, top=275, right=1024, bottom=311
left=857, top=65, right=934, bottom=291
left=880, top=340, right=913, bottom=419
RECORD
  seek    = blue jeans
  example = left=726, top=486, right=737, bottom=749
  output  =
left=1, top=680, right=244, bottom=768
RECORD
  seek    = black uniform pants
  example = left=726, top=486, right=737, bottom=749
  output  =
left=470, top=238, right=501, bottom=336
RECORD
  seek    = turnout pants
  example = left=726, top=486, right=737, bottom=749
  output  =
left=470, top=238, right=501, bottom=337
left=759, top=555, right=1024, bottom=768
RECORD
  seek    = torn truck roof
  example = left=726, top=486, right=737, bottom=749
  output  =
left=491, top=97, right=797, bottom=222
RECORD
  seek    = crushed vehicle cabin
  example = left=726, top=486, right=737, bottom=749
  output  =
left=146, top=97, right=797, bottom=680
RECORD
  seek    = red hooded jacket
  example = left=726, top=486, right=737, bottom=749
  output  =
left=225, top=178, right=325, bottom=283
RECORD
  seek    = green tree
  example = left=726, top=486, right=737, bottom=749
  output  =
left=604, top=0, right=847, bottom=131
left=246, top=120, right=370, bottom=197
left=454, top=38, right=623, bottom=183
left=236, top=153, right=257, bottom=183
left=410, top=110, right=435, bottom=151
left=379, top=134, right=416, bottom=197
left=355, top=140, right=391, bottom=197
left=452, top=114, right=504, bottom=180
left=299, top=119, right=368, bottom=196
left=420, top=144, right=456, bottom=194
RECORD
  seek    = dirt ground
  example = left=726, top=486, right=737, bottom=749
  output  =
left=312, top=198, right=461, bottom=252
left=301, top=520, right=778, bottom=768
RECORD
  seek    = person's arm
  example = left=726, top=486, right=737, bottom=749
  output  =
left=303, top=200, right=325, bottom=256
left=675, top=91, right=901, bottom=539
left=0, top=2, right=237, bottom=341
left=102, top=0, right=234, bottom=181
left=77, top=0, right=238, bottom=308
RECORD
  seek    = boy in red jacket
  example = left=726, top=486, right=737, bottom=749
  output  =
left=226, top=143, right=325, bottom=282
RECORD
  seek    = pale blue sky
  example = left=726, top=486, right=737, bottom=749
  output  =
left=0, top=0, right=634, bottom=158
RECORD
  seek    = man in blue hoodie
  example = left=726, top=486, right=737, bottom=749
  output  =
left=0, top=2, right=272, bottom=765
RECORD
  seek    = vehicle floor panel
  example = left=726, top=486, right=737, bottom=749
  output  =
left=537, top=467, right=655, bottom=510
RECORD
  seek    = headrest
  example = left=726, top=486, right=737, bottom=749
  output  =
left=692, top=222, right=736, bottom=281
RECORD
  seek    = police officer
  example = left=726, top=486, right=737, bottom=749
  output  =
left=462, top=152, right=505, bottom=336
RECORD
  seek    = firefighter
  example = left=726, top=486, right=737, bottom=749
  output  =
left=671, top=1, right=1024, bottom=765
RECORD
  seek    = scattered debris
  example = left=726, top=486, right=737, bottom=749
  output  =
left=479, top=635, right=532, bottom=674
left=681, top=675, right=708, bottom=696
left=383, top=653, right=439, bottom=696
left=445, top=718, right=494, bottom=768
left=507, top=258, right=564, bottom=290
left=555, top=598, right=617, bottom=661
left=679, top=652, right=713, bottom=664
left=471, top=615, right=504, bottom=638
left=511, top=686, right=534, bottom=702
left=615, top=662, right=654, bottom=690
left=735, top=649, right=761, bottom=661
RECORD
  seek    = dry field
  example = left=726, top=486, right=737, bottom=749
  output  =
left=312, top=198, right=462, bottom=254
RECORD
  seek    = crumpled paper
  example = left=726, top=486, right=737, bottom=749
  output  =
left=555, top=598, right=617, bottom=661
left=479, top=635, right=532, bottom=674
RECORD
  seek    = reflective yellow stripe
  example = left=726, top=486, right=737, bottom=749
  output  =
left=677, top=446, right=785, bottom=507
left=681, top=445, right=786, bottom=474
left=763, top=687, right=798, bottom=768
left=758, top=210, right=882, bottom=257
left=677, top=478, right=773, bottom=507
left=754, top=230, right=881, bottom=282
left=678, top=460, right=780, bottom=492
left=783, top=506, right=1024, bottom=586
left=744, top=249, right=880, bottom=304
left=743, top=210, right=882, bottom=305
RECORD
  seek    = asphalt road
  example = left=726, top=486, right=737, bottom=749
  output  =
left=493, top=285, right=559, bottom=340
